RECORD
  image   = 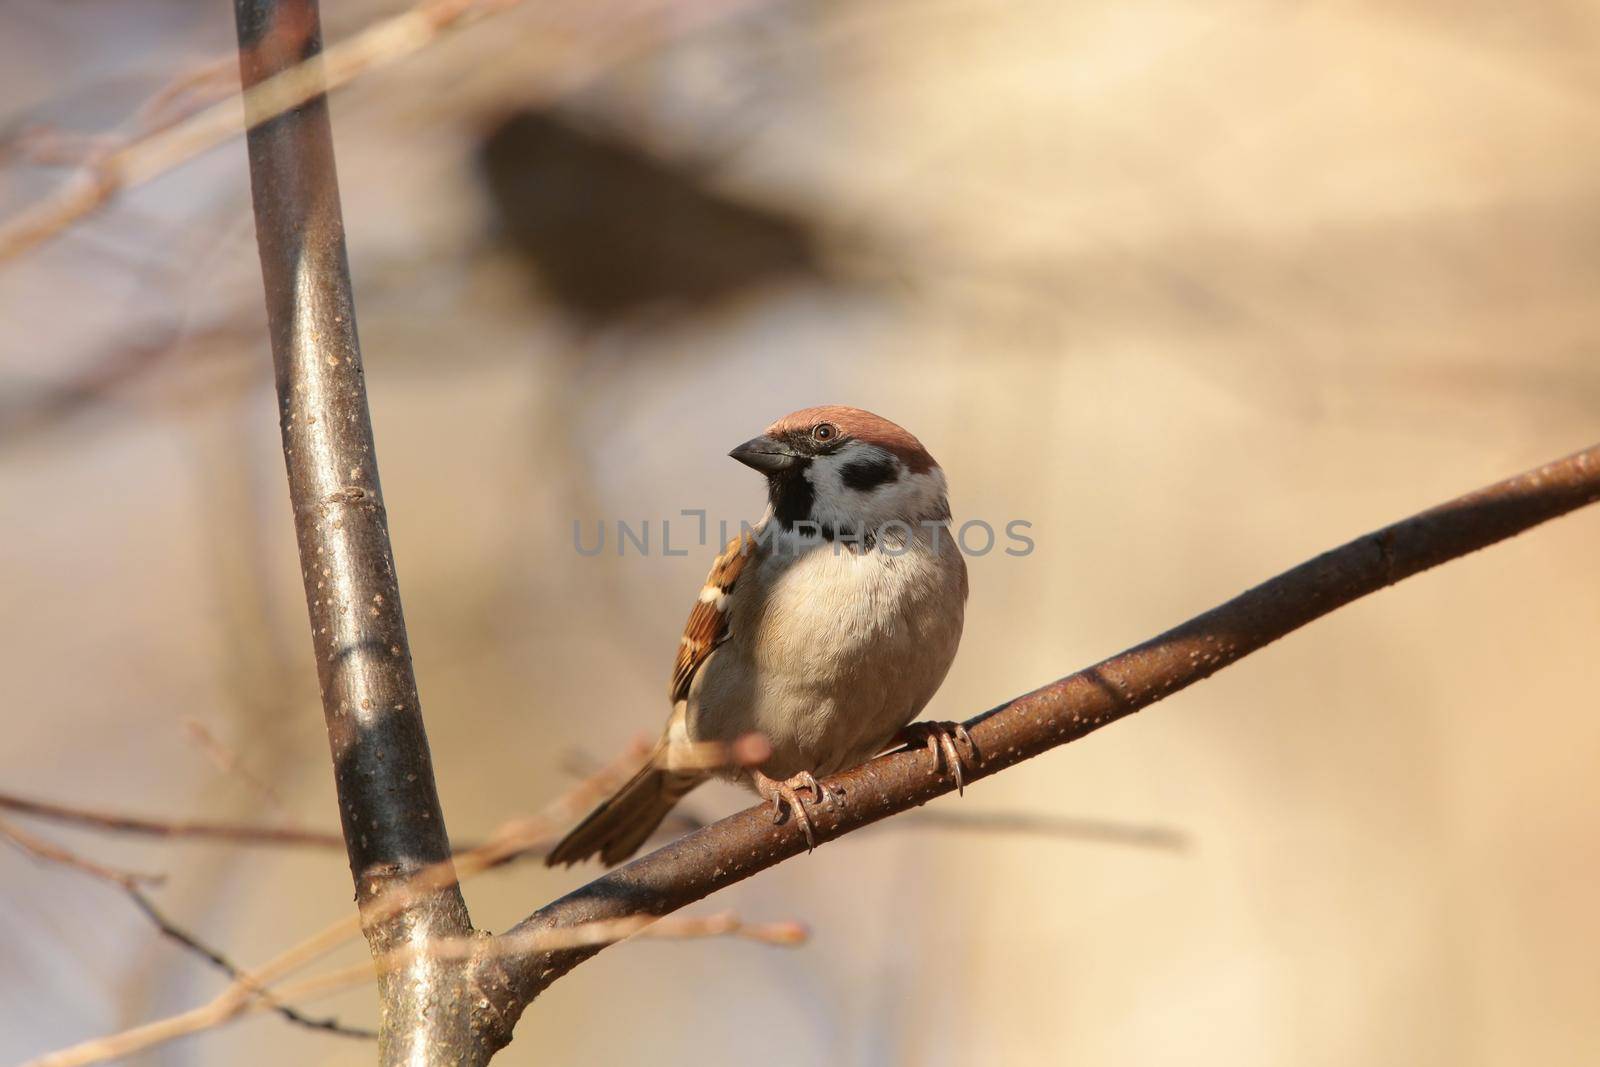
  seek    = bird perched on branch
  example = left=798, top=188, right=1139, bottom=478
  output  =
left=548, top=405, right=972, bottom=866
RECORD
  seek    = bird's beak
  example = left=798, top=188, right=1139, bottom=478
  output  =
left=729, top=435, right=801, bottom=473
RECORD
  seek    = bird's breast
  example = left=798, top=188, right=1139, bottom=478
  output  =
left=755, top=541, right=952, bottom=659
left=689, top=533, right=966, bottom=778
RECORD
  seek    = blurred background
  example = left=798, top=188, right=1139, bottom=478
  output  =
left=2, top=0, right=1598, bottom=1064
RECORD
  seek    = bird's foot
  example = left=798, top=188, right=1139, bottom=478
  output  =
left=751, top=769, right=835, bottom=851
left=897, top=721, right=980, bottom=795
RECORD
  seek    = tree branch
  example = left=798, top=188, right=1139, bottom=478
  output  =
left=466, top=442, right=1600, bottom=1048
left=0, top=791, right=344, bottom=848
left=233, top=1, right=484, bottom=1062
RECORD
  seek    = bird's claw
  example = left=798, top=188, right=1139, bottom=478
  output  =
left=899, top=721, right=980, bottom=795
left=752, top=769, right=834, bottom=851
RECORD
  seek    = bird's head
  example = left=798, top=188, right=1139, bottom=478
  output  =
left=730, top=405, right=950, bottom=541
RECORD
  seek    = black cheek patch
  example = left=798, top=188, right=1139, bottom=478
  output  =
left=840, top=457, right=899, bottom=492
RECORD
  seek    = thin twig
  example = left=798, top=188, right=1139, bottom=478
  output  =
left=275, top=911, right=808, bottom=1003
left=0, top=816, right=164, bottom=887
left=898, top=809, right=1188, bottom=850
left=181, top=718, right=289, bottom=813
left=22, top=917, right=360, bottom=1067
left=123, top=887, right=377, bottom=1040
left=228, top=912, right=804, bottom=1032
left=0, top=733, right=649, bottom=860
left=660, top=806, right=1189, bottom=850
left=0, top=791, right=344, bottom=848
left=0, top=816, right=373, bottom=1039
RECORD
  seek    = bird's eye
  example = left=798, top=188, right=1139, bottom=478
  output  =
left=812, top=423, right=837, bottom=444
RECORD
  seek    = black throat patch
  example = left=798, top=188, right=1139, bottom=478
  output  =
left=768, top=463, right=815, bottom=530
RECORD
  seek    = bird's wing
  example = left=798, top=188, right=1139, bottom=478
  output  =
left=670, top=531, right=757, bottom=704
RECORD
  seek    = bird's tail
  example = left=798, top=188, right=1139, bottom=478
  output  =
left=546, top=752, right=703, bottom=867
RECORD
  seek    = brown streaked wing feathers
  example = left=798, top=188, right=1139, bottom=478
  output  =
left=669, top=532, right=755, bottom=703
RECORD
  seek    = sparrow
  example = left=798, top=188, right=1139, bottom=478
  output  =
left=548, top=405, right=971, bottom=866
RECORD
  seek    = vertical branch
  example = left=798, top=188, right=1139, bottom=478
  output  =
left=232, top=2, right=490, bottom=1062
